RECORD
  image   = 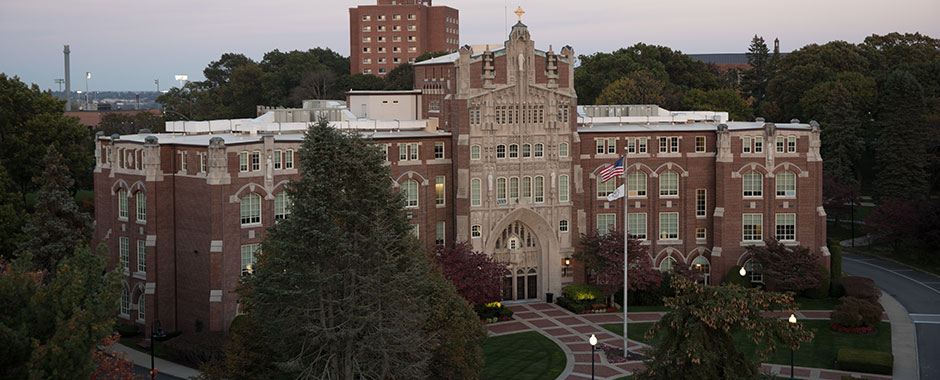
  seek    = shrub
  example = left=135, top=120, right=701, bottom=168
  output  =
left=841, top=276, right=880, bottom=301
left=802, top=266, right=831, bottom=299
left=115, top=323, right=140, bottom=337
left=827, top=238, right=842, bottom=280
left=556, top=296, right=587, bottom=314
left=831, top=296, right=883, bottom=328
left=562, top=284, right=603, bottom=302
left=721, top=266, right=751, bottom=287
left=163, top=332, right=226, bottom=367
left=830, top=279, right=846, bottom=298
left=836, top=348, right=893, bottom=375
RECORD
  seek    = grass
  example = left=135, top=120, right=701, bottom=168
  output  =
left=482, top=331, right=566, bottom=380
left=602, top=320, right=891, bottom=370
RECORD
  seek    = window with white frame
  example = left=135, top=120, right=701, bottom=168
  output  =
left=496, top=145, right=506, bottom=159
left=285, top=150, right=294, bottom=169
left=696, top=227, right=707, bottom=240
left=200, top=154, right=207, bottom=173
left=559, top=143, right=569, bottom=158
left=470, top=178, right=481, bottom=206
left=533, top=176, right=544, bottom=203
left=435, top=221, right=445, bottom=246
left=695, top=189, right=706, bottom=217
left=695, top=136, right=706, bottom=152
left=118, top=189, right=128, bottom=219
left=659, top=212, right=679, bottom=240
left=251, top=151, right=260, bottom=171
left=135, top=192, right=146, bottom=223
left=496, top=177, right=507, bottom=205
left=787, top=136, right=797, bottom=153
left=559, top=220, right=569, bottom=232
left=627, top=138, right=637, bottom=154
left=754, top=138, right=763, bottom=153
left=596, top=138, right=616, bottom=154
left=534, top=143, right=544, bottom=158
left=119, top=237, right=129, bottom=271
left=597, top=176, right=616, bottom=198
left=435, top=176, right=445, bottom=206
left=137, top=293, right=146, bottom=321
left=275, top=192, right=291, bottom=221
left=776, top=136, right=785, bottom=153
left=470, top=145, right=481, bottom=160
left=743, top=172, right=763, bottom=197
left=628, top=172, right=647, bottom=197
left=744, top=259, right=763, bottom=283
left=521, top=177, right=532, bottom=202
left=597, top=213, right=616, bottom=234
left=240, top=193, right=262, bottom=226
left=559, top=175, right=569, bottom=203
left=120, top=286, right=130, bottom=316
left=638, top=138, right=648, bottom=153
left=469, top=106, right=481, bottom=125
left=659, top=137, right=679, bottom=153
left=775, top=213, right=796, bottom=241
left=402, top=180, right=419, bottom=208
left=274, top=150, right=282, bottom=169
left=628, top=213, right=647, bottom=239
left=508, top=144, right=519, bottom=158
left=471, top=225, right=482, bottom=238
left=776, top=171, right=796, bottom=197
left=137, top=239, right=146, bottom=273
left=434, top=142, right=444, bottom=159
left=239, top=152, right=248, bottom=172
left=659, top=257, right=677, bottom=272
left=180, top=152, right=187, bottom=172
left=743, top=136, right=752, bottom=153
left=659, top=171, right=679, bottom=197
left=241, top=244, right=259, bottom=275
left=522, top=143, right=531, bottom=158
left=742, top=213, right=763, bottom=242
left=509, top=177, right=519, bottom=204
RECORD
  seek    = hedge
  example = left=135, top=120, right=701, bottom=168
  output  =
left=828, top=238, right=843, bottom=280
left=831, top=296, right=883, bottom=328
left=803, top=266, right=830, bottom=299
left=562, top=284, right=603, bottom=302
left=836, top=348, right=893, bottom=375
left=842, top=276, right=880, bottom=301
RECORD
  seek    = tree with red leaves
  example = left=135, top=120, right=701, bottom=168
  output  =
left=865, top=198, right=919, bottom=251
left=434, top=243, right=509, bottom=305
left=574, top=230, right=661, bottom=297
left=749, top=239, right=825, bottom=293
left=91, top=333, right=135, bottom=380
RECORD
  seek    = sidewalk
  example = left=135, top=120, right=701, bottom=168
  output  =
left=108, top=342, right=201, bottom=380
left=487, top=303, right=897, bottom=380
left=879, top=291, right=920, bottom=379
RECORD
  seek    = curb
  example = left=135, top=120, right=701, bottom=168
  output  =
left=879, top=291, right=919, bottom=379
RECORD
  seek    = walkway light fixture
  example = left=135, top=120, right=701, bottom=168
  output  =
left=588, top=333, right=598, bottom=380
left=788, top=313, right=797, bottom=379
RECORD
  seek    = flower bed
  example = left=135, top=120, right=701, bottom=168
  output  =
left=477, top=301, right=514, bottom=323
left=830, top=323, right=876, bottom=335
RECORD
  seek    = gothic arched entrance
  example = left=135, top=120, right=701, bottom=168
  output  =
left=484, top=207, right=560, bottom=302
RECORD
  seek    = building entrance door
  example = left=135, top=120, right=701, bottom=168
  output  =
left=495, top=221, right=541, bottom=301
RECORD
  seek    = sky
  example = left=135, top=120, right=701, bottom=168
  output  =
left=1, top=0, right=938, bottom=91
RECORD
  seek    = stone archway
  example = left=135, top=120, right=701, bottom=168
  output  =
left=485, top=207, right=559, bottom=302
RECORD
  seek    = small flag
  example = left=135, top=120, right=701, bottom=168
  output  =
left=607, top=185, right=624, bottom=201
left=600, top=156, right=624, bottom=182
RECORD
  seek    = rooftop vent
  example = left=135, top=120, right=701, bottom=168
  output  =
left=790, top=119, right=800, bottom=124
left=755, top=117, right=766, bottom=123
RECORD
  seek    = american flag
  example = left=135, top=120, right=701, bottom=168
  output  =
left=600, top=156, right=624, bottom=182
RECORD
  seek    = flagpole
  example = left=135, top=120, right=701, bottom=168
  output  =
left=622, top=154, right=629, bottom=358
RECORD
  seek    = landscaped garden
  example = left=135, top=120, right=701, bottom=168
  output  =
left=481, top=331, right=566, bottom=380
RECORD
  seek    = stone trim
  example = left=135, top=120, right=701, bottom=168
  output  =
left=210, top=240, right=223, bottom=253
left=209, top=290, right=223, bottom=303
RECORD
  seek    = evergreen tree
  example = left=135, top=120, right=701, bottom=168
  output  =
left=874, top=70, right=930, bottom=200
left=19, top=147, right=92, bottom=272
left=0, top=164, right=24, bottom=260
left=743, top=35, right=770, bottom=106
left=423, top=268, right=486, bottom=380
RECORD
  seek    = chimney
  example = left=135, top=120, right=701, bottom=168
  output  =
left=64, top=45, right=71, bottom=111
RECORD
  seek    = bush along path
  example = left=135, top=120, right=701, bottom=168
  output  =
left=486, top=302, right=893, bottom=380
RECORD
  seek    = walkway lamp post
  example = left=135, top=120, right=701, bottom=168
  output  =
left=150, top=320, right=166, bottom=380
left=788, top=313, right=797, bottom=379
left=589, top=333, right=598, bottom=380
left=739, top=266, right=747, bottom=277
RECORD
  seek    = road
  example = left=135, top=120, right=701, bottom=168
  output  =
left=844, top=253, right=940, bottom=380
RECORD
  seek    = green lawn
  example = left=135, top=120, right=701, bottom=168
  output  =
left=602, top=320, right=891, bottom=370
left=482, top=331, right=566, bottom=380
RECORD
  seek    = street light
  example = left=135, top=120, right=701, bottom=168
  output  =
left=588, top=334, right=598, bottom=380
left=150, top=320, right=166, bottom=380
left=788, top=313, right=797, bottom=379
left=85, top=72, right=91, bottom=110
left=564, top=257, right=571, bottom=267
left=175, top=74, right=188, bottom=88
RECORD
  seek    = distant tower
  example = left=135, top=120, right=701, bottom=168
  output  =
left=64, top=45, right=71, bottom=111
left=773, top=38, right=780, bottom=55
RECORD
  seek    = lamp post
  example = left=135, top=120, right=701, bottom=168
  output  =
left=739, top=266, right=747, bottom=277
left=84, top=72, right=91, bottom=110
left=150, top=320, right=166, bottom=380
left=788, top=314, right=797, bottom=379
left=589, top=333, right=598, bottom=380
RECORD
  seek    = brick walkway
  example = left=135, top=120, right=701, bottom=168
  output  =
left=486, top=303, right=892, bottom=380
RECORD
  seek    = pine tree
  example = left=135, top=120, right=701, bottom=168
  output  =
left=874, top=70, right=930, bottom=200
left=0, top=164, right=24, bottom=260
left=240, top=120, right=441, bottom=378
left=743, top=35, right=771, bottom=106
left=18, top=147, right=92, bottom=272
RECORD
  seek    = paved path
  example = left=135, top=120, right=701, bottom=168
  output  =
left=844, top=253, right=940, bottom=379
left=488, top=303, right=893, bottom=380
left=107, top=342, right=200, bottom=380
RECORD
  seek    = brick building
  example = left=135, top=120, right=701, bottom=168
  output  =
left=349, top=0, right=459, bottom=76
left=94, top=21, right=827, bottom=336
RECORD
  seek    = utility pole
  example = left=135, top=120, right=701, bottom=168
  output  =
left=64, top=45, right=71, bottom=111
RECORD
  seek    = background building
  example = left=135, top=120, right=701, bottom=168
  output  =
left=349, top=0, right=459, bottom=76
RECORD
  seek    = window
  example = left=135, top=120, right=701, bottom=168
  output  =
left=776, top=171, right=796, bottom=197
left=608, top=138, right=617, bottom=154
left=137, top=239, right=146, bottom=273
left=659, top=257, right=677, bottom=272
left=521, top=177, right=532, bottom=202
left=469, top=107, right=481, bottom=125
left=628, top=213, right=647, bottom=239
left=628, top=172, right=647, bottom=197
left=696, top=227, right=707, bottom=240
left=285, top=150, right=294, bottom=169
left=403, top=180, right=419, bottom=208
left=434, top=142, right=444, bottom=159
left=787, top=136, right=797, bottom=153
left=596, top=139, right=605, bottom=154
left=120, top=287, right=129, bottom=316
left=240, top=193, right=262, bottom=225
left=745, top=259, right=763, bottom=283
left=241, top=244, right=259, bottom=275
left=399, top=143, right=419, bottom=161
left=119, top=237, right=129, bottom=272
left=691, top=256, right=710, bottom=284
left=627, top=138, right=637, bottom=154
left=743, top=172, right=763, bottom=197
left=533, top=176, right=544, bottom=203
left=118, top=189, right=128, bottom=219
left=135, top=192, right=146, bottom=223
left=695, top=136, right=706, bottom=152
left=742, top=136, right=752, bottom=153
left=508, top=144, right=519, bottom=158
left=496, top=145, right=506, bottom=159
left=471, top=225, right=482, bottom=238
left=597, top=176, right=616, bottom=198
left=596, top=138, right=616, bottom=154
left=597, top=213, right=616, bottom=234
left=251, top=151, right=260, bottom=171
left=435, top=221, right=445, bottom=246
left=393, top=14, right=401, bottom=20
left=408, top=13, right=416, bottom=20
left=137, top=293, right=146, bottom=321
left=274, top=150, right=282, bottom=169
left=435, top=176, right=445, bottom=206
left=200, top=154, right=207, bottom=173
left=559, top=220, right=569, bottom=232
left=509, top=177, right=519, bottom=203
left=411, top=224, right=419, bottom=238
left=470, top=145, right=481, bottom=160
left=638, top=138, right=648, bottom=153
left=754, top=139, right=763, bottom=153
left=695, top=189, right=706, bottom=217
left=659, top=137, right=679, bottom=153
left=559, top=143, right=569, bottom=158
left=496, top=177, right=507, bottom=205
left=361, top=15, right=370, bottom=21
left=521, top=144, right=531, bottom=158
left=534, top=144, right=544, bottom=158
left=776, top=136, right=785, bottom=152
left=775, top=213, right=796, bottom=241
left=659, top=212, right=679, bottom=240
left=470, top=178, right=482, bottom=207
left=659, top=171, right=679, bottom=197
left=559, top=175, right=569, bottom=203
left=275, top=192, right=291, bottom=221
left=742, top=213, right=763, bottom=242
left=180, top=152, right=187, bottom=172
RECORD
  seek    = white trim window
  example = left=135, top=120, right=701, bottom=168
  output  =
left=659, top=257, right=677, bottom=272
left=239, top=151, right=249, bottom=172
left=787, top=136, right=797, bottom=153
left=496, top=145, right=506, bottom=159
left=117, top=189, right=128, bottom=220
left=435, top=176, right=445, bottom=206
left=659, top=212, right=679, bottom=240
left=402, top=180, right=419, bottom=208
left=470, top=145, right=481, bottom=160
left=775, top=213, right=796, bottom=242
left=597, top=176, right=616, bottom=198
left=522, top=144, right=531, bottom=158
left=745, top=259, right=763, bottom=283
left=628, top=213, right=647, bottom=240
left=559, top=220, right=569, bottom=232
left=742, top=213, right=763, bottom=242
left=275, top=192, right=291, bottom=221
left=274, top=150, right=282, bottom=169
left=659, top=171, right=679, bottom=197
left=628, top=172, right=647, bottom=197
left=508, top=144, right=519, bottom=158
left=470, top=178, right=482, bottom=207
left=754, top=138, right=763, bottom=153
left=534, top=143, right=544, bottom=158
left=522, top=177, right=532, bottom=202
left=241, top=244, right=260, bottom=275
left=533, top=176, right=544, bottom=203
left=559, top=143, right=569, bottom=158
left=435, top=221, right=445, bottom=246
left=695, top=189, right=707, bottom=217
left=558, top=175, right=569, bottom=203
left=120, top=286, right=130, bottom=316
left=471, top=225, right=482, bottom=238
left=695, top=136, right=706, bottom=152
left=251, top=151, right=261, bottom=171
left=135, top=192, right=146, bottom=223
left=509, top=177, right=519, bottom=203
left=240, top=193, right=262, bottom=226
left=776, top=136, right=786, bottom=153
left=434, top=142, right=445, bottom=159
left=136, top=239, right=146, bottom=273
left=285, top=150, right=294, bottom=169
left=696, top=227, right=707, bottom=240
left=776, top=171, right=796, bottom=197
left=496, top=177, right=507, bottom=205
left=743, top=136, right=752, bottom=153
left=137, top=293, right=146, bottom=322
left=119, top=237, right=129, bottom=272
left=638, top=138, right=648, bottom=153
left=597, top=213, right=616, bottom=235
left=743, top=172, right=763, bottom=197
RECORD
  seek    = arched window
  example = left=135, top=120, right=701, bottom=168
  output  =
left=274, top=192, right=291, bottom=221
left=628, top=172, right=647, bottom=197
left=743, top=172, right=763, bottom=197
left=470, top=145, right=482, bottom=160
left=508, top=144, right=519, bottom=158
left=496, top=145, right=506, bottom=159
left=470, top=178, right=482, bottom=207
left=117, top=189, right=128, bottom=220
left=137, top=293, right=146, bottom=321
left=120, top=286, right=130, bottom=316
left=135, top=192, right=146, bottom=223
left=597, top=176, right=616, bottom=198
left=776, top=171, right=796, bottom=197
left=559, top=143, right=569, bottom=158
left=533, top=176, right=544, bottom=203
left=402, top=180, right=419, bottom=208
left=509, top=177, right=520, bottom=203
left=534, top=143, right=544, bottom=158
left=744, top=259, right=763, bottom=283
left=522, top=144, right=532, bottom=158
left=240, top=193, right=262, bottom=225
left=496, top=177, right=507, bottom=205
left=691, top=256, right=710, bottom=285
left=659, top=171, right=679, bottom=197
left=659, top=257, right=677, bottom=273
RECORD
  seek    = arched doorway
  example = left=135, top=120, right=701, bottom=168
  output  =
left=494, top=221, right=541, bottom=301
